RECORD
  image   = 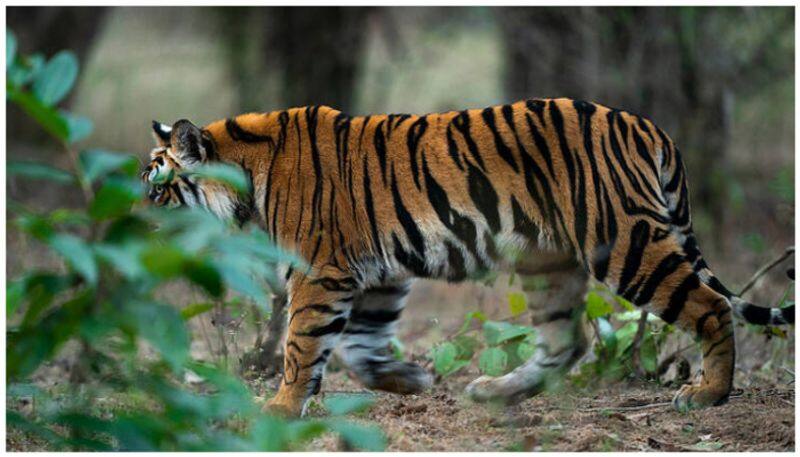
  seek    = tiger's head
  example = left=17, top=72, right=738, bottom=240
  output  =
left=141, top=119, right=206, bottom=208
left=141, top=145, right=180, bottom=208
left=141, top=119, right=251, bottom=223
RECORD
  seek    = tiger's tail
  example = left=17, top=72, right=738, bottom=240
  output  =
left=657, top=131, right=794, bottom=327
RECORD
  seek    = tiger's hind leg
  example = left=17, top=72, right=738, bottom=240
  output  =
left=467, top=258, right=588, bottom=404
left=662, top=275, right=736, bottom=410
left=595, top=230, right=735, bottom=410
left=336, top=281, right=433, bottom=394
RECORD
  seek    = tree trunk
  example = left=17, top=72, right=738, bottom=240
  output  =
left=263, top=7, right=372, bottom=113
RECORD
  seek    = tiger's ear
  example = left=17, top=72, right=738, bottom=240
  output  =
left=170, top=119, right=208, bottom=165
left=151, top=120, right=172, bottom=147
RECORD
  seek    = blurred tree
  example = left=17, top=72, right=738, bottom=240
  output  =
left=495, top=6, right=792, bottom=250
left=7, top=7, right=108, bottom=145
left=263, top=7, right=372, bottom=112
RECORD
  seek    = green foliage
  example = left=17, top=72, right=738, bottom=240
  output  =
left=507, top=291, right=528, bottom=316
left=188, top=162, right=252, bottom=194
left=6, top=32, right=385, bottom=451
left=575, top=288, right=674, bottom=385
left=430, top=293, right=538, bottom=378
left=769, top=166, right=794, bottom=203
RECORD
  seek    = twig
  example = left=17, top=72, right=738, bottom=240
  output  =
left=630, top=311, right=649, bottom=377
left=657, top=344, right=694, bottom=376
left=569, top=391, right=792, bottom=412
left=739, top=247, right=794, bottom=296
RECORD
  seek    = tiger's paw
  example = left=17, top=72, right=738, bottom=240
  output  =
left=263, top=396, right=305, bottom=418
left=672, top=382, right=730, bottom=412
left=465, top=375, right=541, bottom=405
left=363, top=362, right=433, bottom=395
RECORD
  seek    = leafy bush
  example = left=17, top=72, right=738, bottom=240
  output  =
left=6, top=29, right=385, bottom=451
left=430, top=294, right=538, bottom=378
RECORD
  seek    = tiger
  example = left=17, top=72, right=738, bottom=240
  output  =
left=141, top=98, right=794, bottom=417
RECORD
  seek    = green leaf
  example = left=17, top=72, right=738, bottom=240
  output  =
left=614, top=322, right=639, bottom=357
left=7, top=53, right=45, bottom=87
left=184, top=259, right=223, bottom=297
left=250, top=416, right=289, bottom=451
left=48, top=233, right=97, bottom=285
left=389, top=336, right=404, bottom=360
left=7, top=85, right=70, bottom=140
left=479, top=347, right=508, bottom=376
left=32, top=50, right=78, bottom=106
left=323, top=393, right=375, bottom=416
left=639, top=334, right=658, bottom=373
left=327, top=421, right=386, bottom=451
left=79, top=149, right=139, bottom=184
left=7, top=278, right=25, bottom=317
left=8, top=160, right=75, bottom=184
left=585, top=291, right=614, bottom=319
left=286, top=419, right=328, bottom=444
left=508, top=291, right=528, bottom=316
left=432, top=342, right=458, bottom=376
left=482, top=320, right=533, bottom=346
left=180, top=303, right=215, bottom=320
left=63, top=111, right=93, bottom=143
left=457, top=310, right=487, bottom=333
left=7, top=29, right=17, bottom=69
left=89, top=176, right=141, bottom=220
left=516, top=340, right=537, bottom=362
left=452, top=334, right=480, bottom=359
left=93, top=242, right=145, bottom=279
left=125, top=301, right=189, bottom=370
left=141, top=243, right=186, bottom=278
left=188, top=163, right=250, bottom=193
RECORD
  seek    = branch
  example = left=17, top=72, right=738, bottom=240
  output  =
left=739, top=246, right=794, bottom=296
left=630, top=311, right=649, bottom=377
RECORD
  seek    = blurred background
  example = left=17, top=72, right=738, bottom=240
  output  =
left=7, top=4, right=794, bottom=383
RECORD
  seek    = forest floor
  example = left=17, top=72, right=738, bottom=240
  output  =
left=6, top=261, right=795, bottom=452
left=294, top=371, right=794, bottom=452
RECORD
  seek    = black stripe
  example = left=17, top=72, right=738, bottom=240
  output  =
left=406, top=116, right=428, bottom=189
left=310, top=276, right=358, bottom=292
left=290, top=303, right=342, bottom=324
left=306, top=107, right=324, bottom=236
left=445, top=240, right=467, bottom=281
left=466, top=161, right=501, bottom=233
left=452, top=111, right=487, bottom=171
left=635, top=252, right=685, bottom=305
left=741, top=303, right=771, bottom=325
left=362, top=158, right=385, bottom=257
left=481, top=107, right=519, bottom=172
left=302, top=349, right=332, bottom=369
left=373, top=120, right=388, bottom=184
left=661, top=273, right=701, bottom=324
left=445, top=126, right=465, bottom=171
left=703, top=331, right=733, bottom=357
left=365, top=284, right=409, bottom=296
left=392, top=233, right=428, bottom=277
left=781, top=306, right=795, bottom=324
left=695, top=310, right=716, bottom=336
left=225, top=118, right=272, bottom=143
left=296, top=316, right=348, bottom=337
left=350, top=308, right=403, bottom=324
left=510, top=196, right=540, bottom=241
left=618, top=220, right=650, bottom=297
left=391, top=166, right=426, bottom=255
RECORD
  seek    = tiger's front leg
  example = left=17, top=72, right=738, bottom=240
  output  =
left=265, top=271, right=355, bottom=417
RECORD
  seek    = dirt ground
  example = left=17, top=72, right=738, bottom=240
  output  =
left=297, top=371, right=794, bottom=452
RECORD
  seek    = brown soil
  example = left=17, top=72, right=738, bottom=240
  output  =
left=304, top=370, right=794, bottom=452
